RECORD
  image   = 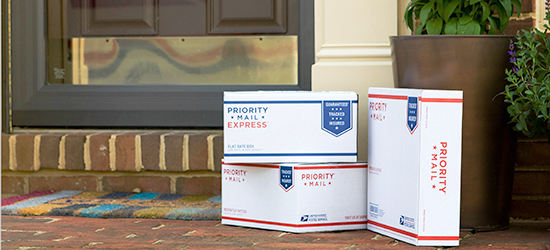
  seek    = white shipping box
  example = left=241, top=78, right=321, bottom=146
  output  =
left=223, top=91, right=358, bottom=163
left=367, top=88, right=463, bottom=246
left=222, top=162, right=367, bottom=233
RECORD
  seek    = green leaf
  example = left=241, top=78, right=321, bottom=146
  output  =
left=444, top=17, right=458, bottom=34
left=420, top=1, right=435, bottom=24
left=416, top=23, right=426, bottom=35
left=470, top=0, right=481, bottom=4
left=495, top=2, right=511, bottom=31
left=436, top=0, right=445, bottom=17
left=499, top=0, right=513, bottom=17
left=457, top=20, right=482, bottom=35
left=519, top=114, right=528, bottom=132
left=427, top=17, right=444, bottom=34
left=515, top=122, right=523, bottom=131
left=459, top=15, right=474, bottom=25
left=480, top=2, right=491, bottom=22
left=405, top=8, right=415, bottom=31
left=510, top=0, right=522, bottom=16
left=443, top=0, right=461, bottom=22
left=487, top=17, right=498, bottom=34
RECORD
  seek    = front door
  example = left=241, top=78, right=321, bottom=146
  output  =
left=9, top=0, right=313, bottom=128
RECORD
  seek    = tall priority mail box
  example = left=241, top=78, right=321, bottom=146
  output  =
left=223, top=91, right=358, bottom=163
left=367, top=87, right=463, bottom=246
left=222, top=162, right=367, bottom=233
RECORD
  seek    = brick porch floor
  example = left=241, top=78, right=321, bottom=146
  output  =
left=1, top=216, right=549, bottom=249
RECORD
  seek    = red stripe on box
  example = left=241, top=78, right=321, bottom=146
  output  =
left=420, top=98, right=463, bottom=103
left=294, top=164, right=367, bottom=170
left=368, top=95, right=462, bottom=103
left=368, top=220, right=418, bottom=238
left=418, top=236, right=460, bottom=241
left=222, top=162, right=279, bottom=169
left=223, top=163, right=367, bottom=170
left=223, top=216, right=366, bottom=228
left=368, top=94, right=408, bottom=100
left=368, top=221, right=458, bottom=241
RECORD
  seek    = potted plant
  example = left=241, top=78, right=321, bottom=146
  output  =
left=504, top=11, right=550, bottom=141
left=391, top=0, right=523, bottom=231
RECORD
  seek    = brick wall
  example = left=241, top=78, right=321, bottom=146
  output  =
left=1, top=131, right=223, bottom=196
left=511, top=137, right=550, bottom=219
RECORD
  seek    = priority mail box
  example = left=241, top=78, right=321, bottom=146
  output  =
left=223, top=91, right=358, bottom=163
left=222, top=162, right=367, bottom=233
left=367, top=88, right=463, bottom=246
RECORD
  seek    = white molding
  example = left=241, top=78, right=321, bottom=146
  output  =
left=536, top=0, right=548, bottom=30
left=316, top=43, right=392, bottom=60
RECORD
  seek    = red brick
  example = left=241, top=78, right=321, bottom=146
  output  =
left=504, top=18, right=535, bottom=35
left=516, top=138, right=550, bottom=166
left=164, top=133, right=184, bottom=172
left=511, top=199, right=550, bottom=219
left=213, top=134, right=223, bottom=172
left=15, top=134, right=36, bottom=171
left=513, top=171, right=550, bottom=195
left=2, top=134, right=11, bottom=170
left=64, top=134, right=86, bottom=171
left=176, top=176, right=221, bottom=196
left=1, top=176, right=25, bottom=195
left=39, top=134, right=62, bottom=169
left=140, top=133, right=162, bottom=171
left=115, top=134, right=137, bottom=172
left=102, top=176, right=171, bottom=193
left=520, top=0, right=535, bottom=13
left=28, top=176, right=97, bottom=192
left=89, top=134, right=111, bottom=171
left=188, top=134, right=208, bottom=171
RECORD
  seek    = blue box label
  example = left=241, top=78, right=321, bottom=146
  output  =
left=279, top=165, right=294, bottom=192
left=407, top=97, right=418, bottom=134
left=322, top=101, right=352, bottom=137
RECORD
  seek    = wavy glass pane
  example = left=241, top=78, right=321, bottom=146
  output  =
left=54, top=36, right=297, bottom=85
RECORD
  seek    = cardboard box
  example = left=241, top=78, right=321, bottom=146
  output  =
left=367, top=87, right=463, bottom=246
left=222, top=162, right=368, bottom=233
left=223, top=91, right=358, bottom=163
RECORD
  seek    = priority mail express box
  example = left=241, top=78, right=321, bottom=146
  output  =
left=367, top=88, right=463, bottom=246
left=223, top=91, right=358, bottom=163
left=222, top=162, right=367, bottom=233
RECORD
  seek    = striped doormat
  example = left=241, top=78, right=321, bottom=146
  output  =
left=1, top=190, right=221, bottom=220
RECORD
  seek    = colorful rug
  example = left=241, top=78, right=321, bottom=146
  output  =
left=1, top=190, right=221, bottom=220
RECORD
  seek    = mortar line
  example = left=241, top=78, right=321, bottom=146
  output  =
left=8, top=135, right=16, bottom=171
left=84, top=134, right=92, bottom=171
left=58, top=135, right=67, bottom=170
left=182, top=134, right=189, bottom=171
left=33, top=135, right=41, bottom=171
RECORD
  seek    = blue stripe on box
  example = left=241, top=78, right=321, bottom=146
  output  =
left=224, top=100, right=358, bottom=104
left=223, top=100, right=357, bottom=104
left=224, top=100, right=321, bottom=104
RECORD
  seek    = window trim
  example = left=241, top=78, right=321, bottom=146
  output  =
left=8, top=0, right=314, bottom=129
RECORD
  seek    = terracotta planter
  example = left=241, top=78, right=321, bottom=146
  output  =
left=390, top=35, right=517, bottom=231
